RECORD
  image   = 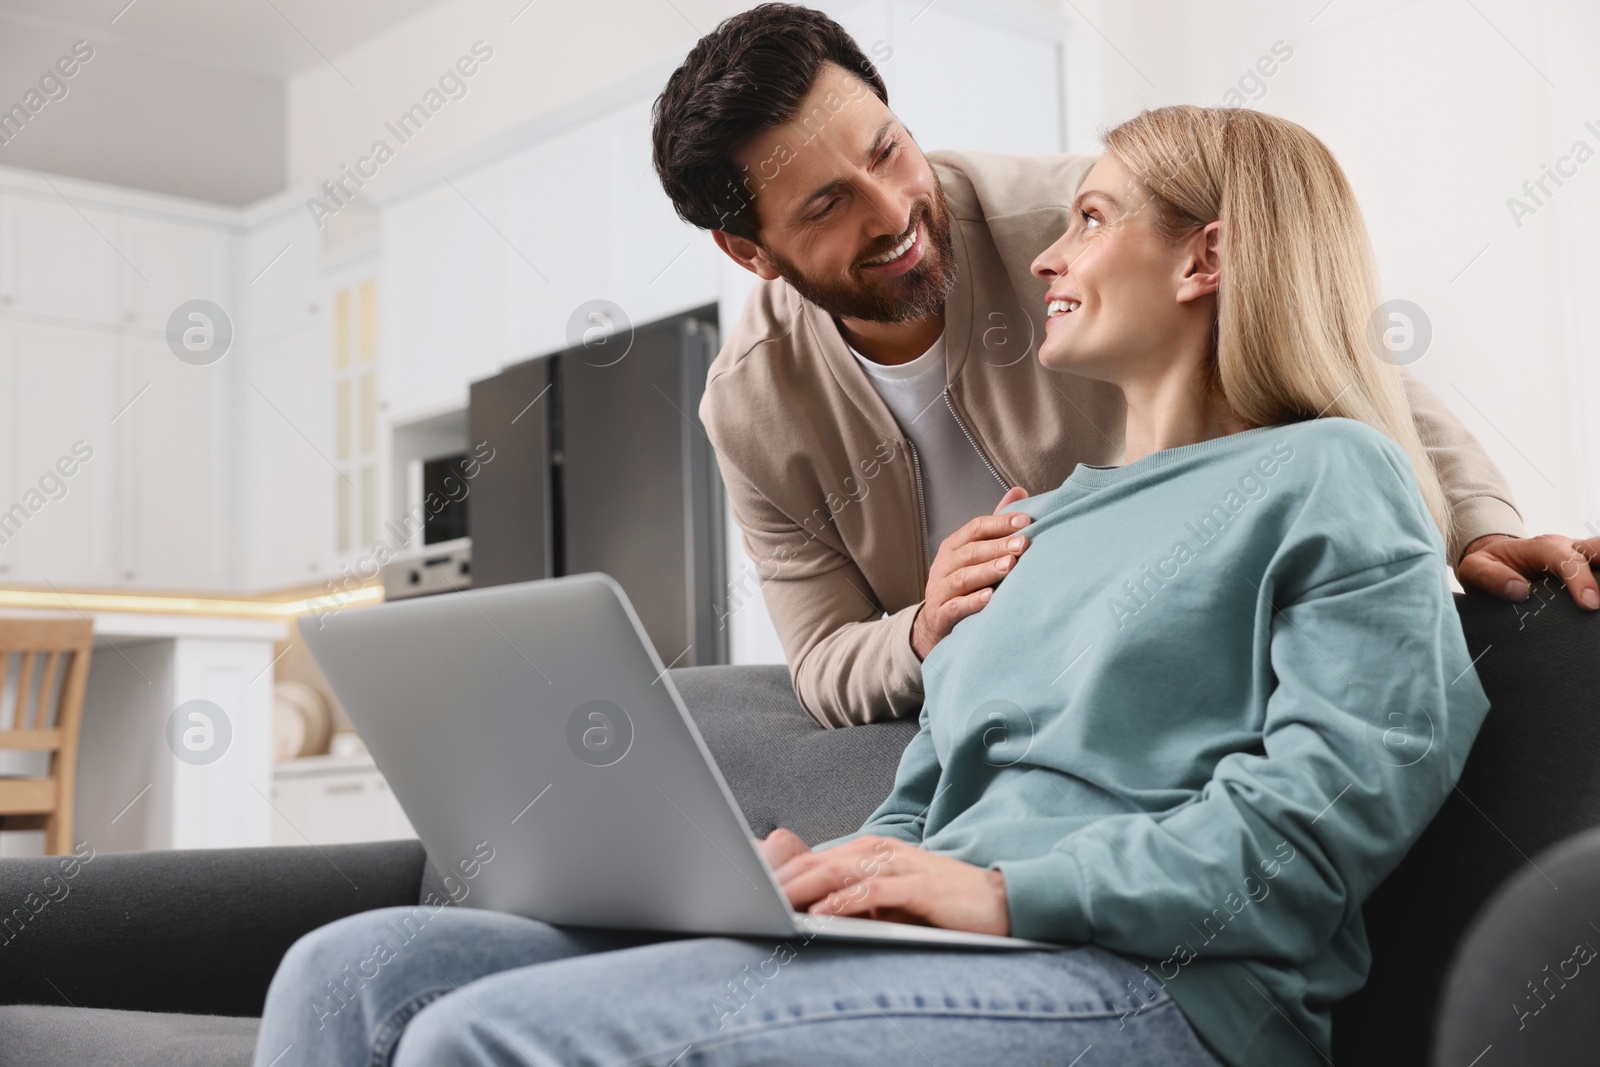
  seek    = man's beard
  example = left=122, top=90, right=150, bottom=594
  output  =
left=765, top=184, right=958, bottom=324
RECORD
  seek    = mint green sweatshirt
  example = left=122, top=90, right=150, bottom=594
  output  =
left=820, top=418, right=1490, bottom=1066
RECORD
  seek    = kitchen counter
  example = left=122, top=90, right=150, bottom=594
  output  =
left=0, top=609, right=288, bottom=855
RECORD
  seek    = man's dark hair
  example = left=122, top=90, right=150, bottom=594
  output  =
left=651, top=3, right=888, bottom=242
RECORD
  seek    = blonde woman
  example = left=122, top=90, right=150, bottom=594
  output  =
left=253, top=107, right=1485, bottom=1067
left=775, top=106, right=1487, bottom=1065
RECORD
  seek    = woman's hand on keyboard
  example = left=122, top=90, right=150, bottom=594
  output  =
left=768, top=831, right=1011, bottom=936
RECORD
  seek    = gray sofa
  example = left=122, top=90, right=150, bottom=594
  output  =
left=0, top=587, right=1595, bottom=1066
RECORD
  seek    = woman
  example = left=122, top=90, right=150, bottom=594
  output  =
left=253, top=107, right=1487, bottom=1067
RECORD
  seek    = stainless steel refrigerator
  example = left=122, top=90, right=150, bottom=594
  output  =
left=468, top=305, right=727, bottom=666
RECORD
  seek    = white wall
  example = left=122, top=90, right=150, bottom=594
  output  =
left=1062, top=0, right=1599, bottom=542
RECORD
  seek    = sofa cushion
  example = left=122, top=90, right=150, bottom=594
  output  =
left=0, top=1006, right=256, bottom=1067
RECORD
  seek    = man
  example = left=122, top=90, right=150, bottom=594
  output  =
left=651, top=3, right=1600, bottom=728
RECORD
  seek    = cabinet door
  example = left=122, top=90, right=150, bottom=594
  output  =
left=382, top=171, right=504, bottom=420
left=495, top=104, right=717, bottom=367
left=269, top=768, right=416, bottom=845
left=0, top=342, right=11, bottom=581
left=500, top=127, right=609, bottom=361
left=119, top=215, right=235, bottom=331
left=245, top=209, right=324, bottom=342
left=0, top=321, right=116, bottom=586
left=0, top=191, right=121, bottom=325
left=606, top=100, right=720, bottom=330
left=240, top=322, right=335, bottom=591
left=114, top=333, right=233, bottom=590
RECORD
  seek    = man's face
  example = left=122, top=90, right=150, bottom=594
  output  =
left=726, top=63, right=956, bottom=323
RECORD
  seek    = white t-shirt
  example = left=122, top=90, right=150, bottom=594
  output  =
left=847, top=331, right=1007, bottom=567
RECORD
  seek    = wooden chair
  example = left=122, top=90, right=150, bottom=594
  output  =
left=0, top=619, right=93, bottom=855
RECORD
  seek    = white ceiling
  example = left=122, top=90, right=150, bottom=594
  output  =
left=0, top=0, right=453, bottom=80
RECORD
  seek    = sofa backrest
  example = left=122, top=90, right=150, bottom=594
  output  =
left=1333, top=584, right=1600, bottom=1062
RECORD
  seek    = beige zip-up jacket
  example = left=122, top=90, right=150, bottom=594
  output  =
left=700, top=150, right=1524, bottom=729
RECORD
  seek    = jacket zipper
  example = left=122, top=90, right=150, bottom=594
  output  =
left=905, top=437, right=931, bottom=576
left=944, top=389, right=1010, bottom=489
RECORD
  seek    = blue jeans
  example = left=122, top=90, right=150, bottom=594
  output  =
left=252, top=905, right=1225, bottom=1067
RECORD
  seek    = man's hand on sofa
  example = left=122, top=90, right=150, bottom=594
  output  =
left=764, top=831, right=1011, bottom=937
left=1457, top=533, right=1600, bottom=609
left=910, top=488, right=1033, bottom=660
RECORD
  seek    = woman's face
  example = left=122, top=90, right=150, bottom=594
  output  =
left=1031, top=155, right=1215, bottom=383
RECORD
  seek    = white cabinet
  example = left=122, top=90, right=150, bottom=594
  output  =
left=606, top=100, right=721, bottom=331
left=240, top=209, right=335, bottom=592
left=0, top=320, right=117, bottom=586
left=245, top=209, right=325, bottom=341
left=0, top=193, right=237, bottom=592
left=270, top=754, right=417, bottom=846
left=113, top=333, right=234, bottom=589
left=499, top=122, right=610, bottom=362
left=118, top=214, right=235, bottom=330
left=240, top=320, right=335, bottom=590
left=382, top=170, right=505, bottom=420
left=496, top=102, right=718, bottom=366
left=0, top=191, right=121, bottom=325
left=70, top=614, right=284, bottom=853
left=0, top=192, right=235, bottom=331
left=0, top=321, right=234, bottom=592
left=321, top=256, right=385, bottom=565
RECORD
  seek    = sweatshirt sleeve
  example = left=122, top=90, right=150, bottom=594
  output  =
left=995, top=448, right=1492, bottom=957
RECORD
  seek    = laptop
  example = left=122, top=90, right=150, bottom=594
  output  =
left=299, top=573, right=1055, bottom=951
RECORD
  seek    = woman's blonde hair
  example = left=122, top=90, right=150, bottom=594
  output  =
left=1103, top=105, right=1452, bottom=545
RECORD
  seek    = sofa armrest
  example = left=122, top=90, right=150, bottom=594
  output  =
left=0, top=838, right=427, bottom=1017
left=1431, top=825, right=1600, bottom=1064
